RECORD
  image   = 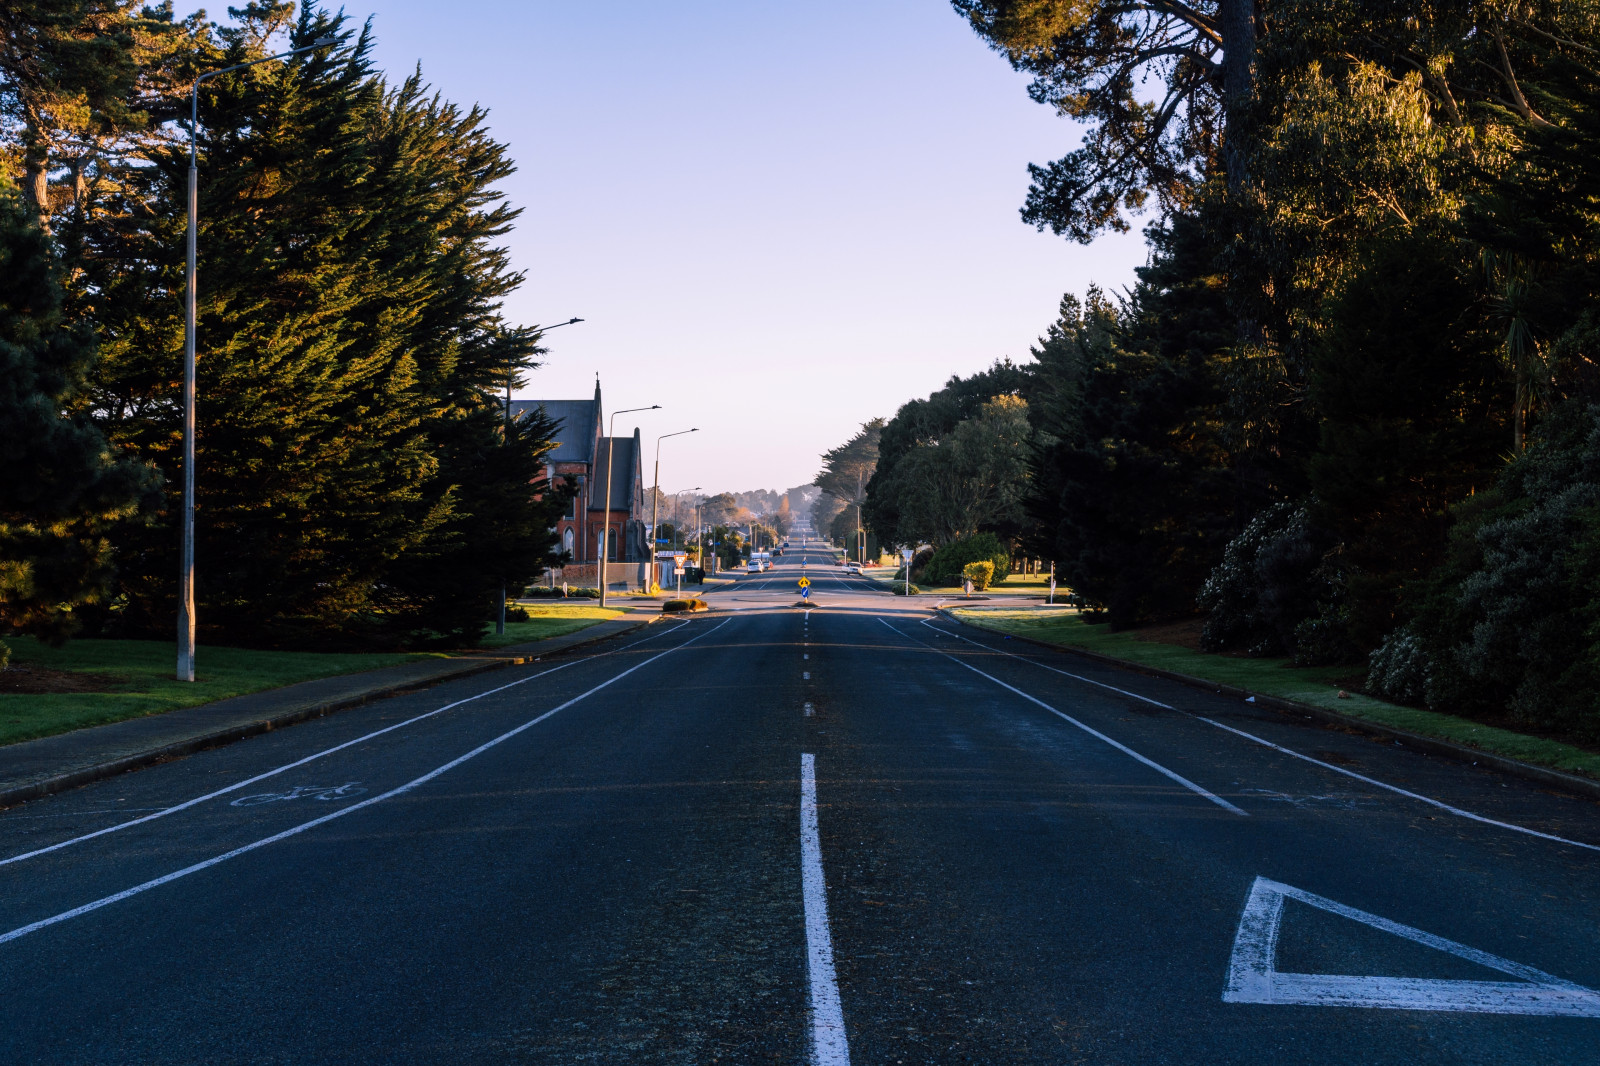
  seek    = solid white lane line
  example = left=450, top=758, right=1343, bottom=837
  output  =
left=921, top=619, right=1173, bottom=709
left=0, top=620, right=729, bottom=948
left=800, top=753, right=850, bottom=1065
left=0, top=620, right=694, bottom=869
left=927, top=619, right=1600, bottom=853
left=881, top=620, right=1246, bottom=816
left=1194, top=716, right=1600, bottom=853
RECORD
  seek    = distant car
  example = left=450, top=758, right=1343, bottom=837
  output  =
left=845, top=563, right=862, bottom=575
left=747, top=561, right=762, bottom=573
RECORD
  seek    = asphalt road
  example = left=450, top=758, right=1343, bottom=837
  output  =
left=1, top=533, right=1598, bottom=1064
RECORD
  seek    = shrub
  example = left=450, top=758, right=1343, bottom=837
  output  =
left=921, top=533, right=1010, bottom=586
left=662, top=598, right=708, bottom=613
left=1198, top=503, right=1335, bottom=657
left=524, top=585, right=601, bottom=599
left=962, top=561, right=995, bottom=591
left=1366, top=624, right=1433, bottom=704
left=1398, top=404, right=1600, bottom=738
left=892, top=583, right=920, bottom=595
left=504, top=602, right=530, bottom=622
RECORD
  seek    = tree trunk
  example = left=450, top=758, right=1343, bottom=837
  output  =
left=1220, top=0, right=1257, bottom=195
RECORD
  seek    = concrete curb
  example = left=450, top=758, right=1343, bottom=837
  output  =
left=939, top=608, right=1600, bottom=804
left=0, top=616, right=657, bottom=811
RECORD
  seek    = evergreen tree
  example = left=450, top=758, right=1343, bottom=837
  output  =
left=0, top=174, right=155, bottom=660
left=1026, top=215, right=1234, bottom=626
left=85, top=7, right=564, bottom=646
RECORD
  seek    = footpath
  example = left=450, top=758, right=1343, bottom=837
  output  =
left=0, top=613, right=658, bottom=810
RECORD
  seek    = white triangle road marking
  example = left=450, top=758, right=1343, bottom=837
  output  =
left=1224, top=877, right=1600, bottom=1016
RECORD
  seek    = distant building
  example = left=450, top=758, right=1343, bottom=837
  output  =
left=510, top=379, right=648, bottom=585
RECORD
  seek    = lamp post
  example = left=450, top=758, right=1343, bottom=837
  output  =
left=177, top=34, right=338, bottom=683
left=649, top=429, right=697, bottom=588
left=498, top=316, right=584, bottom=636
left=598, top=405, right=660, bottom=607
left=677, top=487, right=700, bottom=552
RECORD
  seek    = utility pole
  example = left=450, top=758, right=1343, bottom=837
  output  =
left=650, top=428, right=697, bottom=590
left=598, top=405, right=660, bottom=607
left=177, top=34, right=338, bottom=682
left=497, top=317, right=583, bottom=635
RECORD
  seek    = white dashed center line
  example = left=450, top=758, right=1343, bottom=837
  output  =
left=800, top=753, right=850, bottom=1064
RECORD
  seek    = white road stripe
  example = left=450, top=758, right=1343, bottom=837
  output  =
left=921, top=619, right=1172, bottom=708
left=800, top=753, right=850, bottom=1065
left=881, top=620, right=1246, bottom=816
left=925, top=617, right=1600, bottom=853
left=0, top=620, right=729, bottom=948
left=0, top=620, right=693, bottom=869
left=1195, top=716, right=1600, bottom=853
left=1225, top=877, right=1600, bottom=1015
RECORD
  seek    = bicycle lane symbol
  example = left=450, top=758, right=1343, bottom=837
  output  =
left=230, top=783, right=368, bottom=808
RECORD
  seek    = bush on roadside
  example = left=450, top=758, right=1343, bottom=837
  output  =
left=920, top=533, right=1011, bottom=586
left=962, top=561, right=995, bottom=591
left=1198, top=503, right=1333, bottom=657
left=662, top=598, right=708, bottom=613
left=504, top=602, right=530, bottom=622
left=891, top=583, right=921, bottom=595
left=523, top=586, right=601, bottom=599
left=1390, top=404, right=1600, bottom=740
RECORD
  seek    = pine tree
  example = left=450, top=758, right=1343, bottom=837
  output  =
left=87, top=7, right=564, bottom=647
left=0, top=174, right=155, bottom=661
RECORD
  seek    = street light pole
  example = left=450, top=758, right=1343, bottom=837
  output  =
left=598, top=405, right=659, bottom=607
left=178, top=34, right=337, bottom=683
left=498, top=317, right=583, bottom=636
left=649, top=428, right=698, bottom=589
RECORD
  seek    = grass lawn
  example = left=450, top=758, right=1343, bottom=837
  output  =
left=0, top=637, right=440, bottom=748
left=870, top=571, right=1059, bottom=598
left=950, top=608, right=1600, bottom=781
left=476, top=604, right=622, bottom=649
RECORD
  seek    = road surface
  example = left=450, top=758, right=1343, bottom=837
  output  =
left=1, top=535, right=1597, bottom=1063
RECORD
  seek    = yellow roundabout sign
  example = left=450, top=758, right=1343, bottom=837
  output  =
left=797, top=577, right=811, bottom=588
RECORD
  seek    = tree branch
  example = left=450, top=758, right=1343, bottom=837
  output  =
left=1492, top=22, right=1555, bottom=129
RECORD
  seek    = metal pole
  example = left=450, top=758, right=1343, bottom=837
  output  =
left=178, top=98, right=198, bottom=682
left=175, top=36, right=337, bottom=683
left=598, top=405, right=659, bottom=606
left=498, top=371, right=511, bottom=636
left=599, top=430, right=615, bottom=606
left=648, top=429, right=696, bottom=594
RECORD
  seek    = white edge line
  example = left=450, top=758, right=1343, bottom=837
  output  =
left=922, top=617, right=1600, bottom=854
left=1194, top=715, right=1600, bottom=853
left=0, top=619, right=693, bottom=869
left=880, top=619, right=1246, bottom=816
left=920, top=618, right=1173, bottom=709
left=800, top=753, right=851, bottom=1065
left=0, top=619, right=729, bottom=948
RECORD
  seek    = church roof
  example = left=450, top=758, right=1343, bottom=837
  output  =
left=591, top=436, right=638, bottom=511
left=510, top=398, right=597, bottom=464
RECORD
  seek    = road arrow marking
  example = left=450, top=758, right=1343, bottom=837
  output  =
left=1224, top=877, right=1600, bottom=1016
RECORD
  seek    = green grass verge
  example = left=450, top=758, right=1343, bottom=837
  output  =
left=0, top=637, right=439, bottom=748
left=949, top=608, right=1600, bottom=781
left=476, top=604, right=622, bottom=649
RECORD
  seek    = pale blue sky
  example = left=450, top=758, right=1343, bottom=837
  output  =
left=356, top=0, right=1148, bottom=492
